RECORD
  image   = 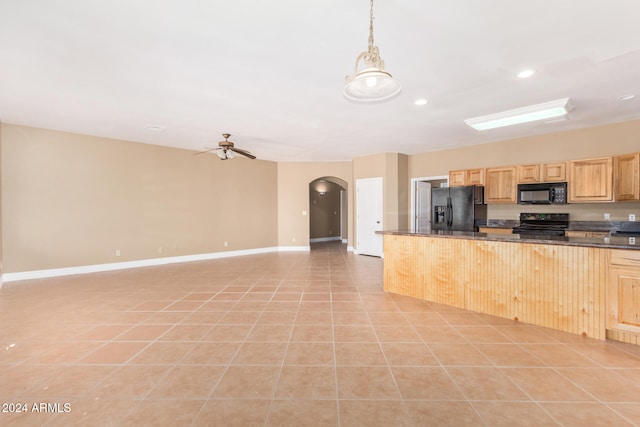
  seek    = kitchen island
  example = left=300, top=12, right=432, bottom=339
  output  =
left=378, top=230, right=640, bottom=344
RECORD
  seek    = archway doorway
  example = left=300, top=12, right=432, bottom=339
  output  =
left=309, top=177, right=348, bottom=250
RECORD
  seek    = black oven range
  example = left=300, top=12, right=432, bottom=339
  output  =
left=512, top=213, right=569, bottom=238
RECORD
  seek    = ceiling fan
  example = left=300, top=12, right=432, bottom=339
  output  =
left=195, top=133, right=256, bottom=160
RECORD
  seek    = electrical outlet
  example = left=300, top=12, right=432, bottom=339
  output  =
left=604, top=213, right=610, bottom=220
left=292, top=237, right=296, bottom=242
left=158, top=247, right=163, bottom=254
left=115, top=249, right=121, bottom=257
left=630, top=214, right=636, bottom=222
left=630, top=237, right=636, bottom=245
left=224, top=241, right=228, bottom=247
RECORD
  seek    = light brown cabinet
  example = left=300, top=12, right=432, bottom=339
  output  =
left=568, top=157, right=613, bottom=202
left=517, top=164, right=540, bottom=183
left=608, top=250, right=640, bottom=336
left=543, top=162, right=567, bottom=182
left=614, top=153, right=640, bottom=201
left=449, top=170, right=466, bottom=187
left=467, top=169, right=484, bottom=186
left=485, top=166, right=517, bottom=203
left=449, top=169, right=484, bottom=187
left=478, top=227, right=513, bottom=235
left=565, top=230, right=609, bottom=238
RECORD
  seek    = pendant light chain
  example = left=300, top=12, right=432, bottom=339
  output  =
left=367, top=0, right=375, bottom=54
left=364, top=0, right=381, bottom=67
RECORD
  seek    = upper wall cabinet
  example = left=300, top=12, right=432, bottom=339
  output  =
left=517, top=164, right=540, bottom=183
left=614, top=153, right=640, bottom=201
left=467, top=168, right=484, bottom=186
left=568, top=157, right=613, bottom=202
left=542, top=162, right=567, bottom=182
left=485, top=166, right=517, bottom=203
left=517, top=162, right=566, bottom=183
left=449, top=168, right=484, bottom=187
left=449, top=170, right=466, bottom=187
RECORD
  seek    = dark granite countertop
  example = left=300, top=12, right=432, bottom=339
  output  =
left=481, top=220, right=640, bottom=234
left=377, top=229, right=640, bottom=250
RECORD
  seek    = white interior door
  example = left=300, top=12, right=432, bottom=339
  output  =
left=416, top=181, right=432, bottom=232
left=356, top=177, right=383, bottom=257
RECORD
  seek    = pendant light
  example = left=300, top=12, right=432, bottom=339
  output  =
left=344, top=0, right=401, bottom=102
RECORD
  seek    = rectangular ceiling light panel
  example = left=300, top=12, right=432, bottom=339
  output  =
left=464, top=98, right=573, bottom=131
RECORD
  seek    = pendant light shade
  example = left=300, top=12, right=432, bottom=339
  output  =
left=344, top=0, right=401, bottom=102
left=344, top=68, right=401, bottom=102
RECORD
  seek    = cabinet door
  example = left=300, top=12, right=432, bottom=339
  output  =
left=485, top=166, right=517, bottom=203
left=518, top=164, right=540, bottom=183
left=614, top=153, right=640, bottom=201
left=543, top=162, right=567, bottom=182
left=590, top=232, right=609, bottom=238
left=568, top=157, right=613, bottom=202
left=565, top=230, right=589, bottom=238
left=478, top=227, right=513, bottom=234
left=449, top=170, right=466, bottom=187
left=466, top=169, right=484, bottom=186
left=609, top=268, right=640, bottom=331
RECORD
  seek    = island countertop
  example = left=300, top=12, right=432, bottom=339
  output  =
left=376, top=229, right=640, bottom=250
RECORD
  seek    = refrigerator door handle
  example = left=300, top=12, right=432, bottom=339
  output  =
left=446, top=198, right=453, bottom=229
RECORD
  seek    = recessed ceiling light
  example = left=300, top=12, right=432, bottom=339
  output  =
left=414, top=98, right=428, bottom=106
left=517, top=69, right=536, bottom=79
left=145, top=124, right=165, bottom=132
left=617, top=94, right=636, bottom=101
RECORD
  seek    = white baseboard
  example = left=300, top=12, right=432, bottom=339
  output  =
left=309, top=237, right=342, bottom=243
left=2, top=245, right=311, bottom=283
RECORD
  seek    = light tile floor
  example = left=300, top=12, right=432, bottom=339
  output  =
left=1, top=241, right=640, bottom=426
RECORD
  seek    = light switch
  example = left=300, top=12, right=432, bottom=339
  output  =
left=302, top=210, right=308, bottom=216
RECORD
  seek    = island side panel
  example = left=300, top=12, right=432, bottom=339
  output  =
left=382, top=234, right=607, bottom=340
left=382, top=234, right=425, bottom=300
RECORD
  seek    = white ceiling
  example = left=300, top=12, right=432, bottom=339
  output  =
left=1, top=0, right=640, bottom=162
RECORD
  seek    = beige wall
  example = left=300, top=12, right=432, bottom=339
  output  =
left=1, top=124, right=278, bottom=272
left=353, top=153, right=409, bottom=248
left=277, top=162, right=353, bottom=247
left=409, top=119, right=640, bottom=221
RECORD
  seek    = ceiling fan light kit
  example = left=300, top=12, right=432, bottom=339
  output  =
left=464, top=98, right=574, bottom=131
left=344, top=0, right=401, bottom=102
left=194, top=133, right=256, bottom=160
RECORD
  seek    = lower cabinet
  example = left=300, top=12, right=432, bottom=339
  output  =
left=478, top=227, right=513, bottom=235
left=607, top=250, right=640, bottom=342
left=565, top=230, right=610, bottom=238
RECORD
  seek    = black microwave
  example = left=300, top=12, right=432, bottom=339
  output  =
left=517, top=182, right=567, bottom=204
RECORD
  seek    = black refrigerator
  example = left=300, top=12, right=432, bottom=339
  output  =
left=432, top=185, right=487, bottom=232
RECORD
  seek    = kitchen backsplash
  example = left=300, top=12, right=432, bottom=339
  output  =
left=488, top=202, right=640, bottom=222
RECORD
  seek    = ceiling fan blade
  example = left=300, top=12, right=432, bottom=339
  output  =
left=230, top=147, right=256, bottom=159
left=193, top=147, right=221, bottom=155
